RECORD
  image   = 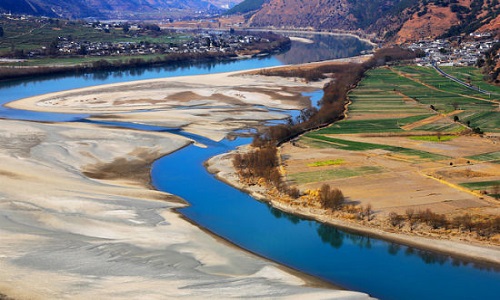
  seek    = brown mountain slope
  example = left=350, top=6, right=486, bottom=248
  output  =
left=248, top=0, right=353, bottom=30
left=394, top=3, right=460, bottom=43
left=245, top=0, right=500, bottom=42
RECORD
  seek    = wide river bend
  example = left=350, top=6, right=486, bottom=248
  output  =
left=1, top=34, right=499, bottom=300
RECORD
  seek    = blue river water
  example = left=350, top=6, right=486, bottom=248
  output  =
left=1, top=36, right=499, bottom=300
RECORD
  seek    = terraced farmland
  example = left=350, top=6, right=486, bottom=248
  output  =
left=281, top=65, right=500, bottom=217
left=320, top=66, right=499, bottom=134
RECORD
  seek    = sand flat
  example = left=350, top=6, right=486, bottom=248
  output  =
left=0, top=72, right=374, bottom=299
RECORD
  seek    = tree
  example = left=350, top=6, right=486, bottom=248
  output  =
left=452, top=214, right=474, bottom=232
left=318, top=184, right=344, bottom=211
left=0, top=26, right=4, bottom=38
left=406, top=208, right=417, bottom=231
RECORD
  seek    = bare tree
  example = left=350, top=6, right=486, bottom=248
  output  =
left=388, top=212, right=405, bottom=228
left=319, top=184, right=344, bottom=211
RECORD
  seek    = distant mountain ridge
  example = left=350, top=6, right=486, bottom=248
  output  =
left=1, top=0, right=499, bottom=43
left=0, top=0, right=240, bottom=20
left=234, top=0, right=500, bottom=42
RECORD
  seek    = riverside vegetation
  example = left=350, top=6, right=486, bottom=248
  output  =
left=233, top=46, right=500, bottom=247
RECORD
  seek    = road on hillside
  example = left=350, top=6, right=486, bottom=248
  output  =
left=432, top=62, right=494, bottom=96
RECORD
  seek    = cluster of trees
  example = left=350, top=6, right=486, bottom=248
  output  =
left=233, top=144, right=300, bottom=198
left=0, top=65, right=75, bottom=81
left=258, top=67, right=326, bottom=82
left=388, top=209, right=500, bottom=239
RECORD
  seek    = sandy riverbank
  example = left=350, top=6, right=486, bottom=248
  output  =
left=0, top=71, right=375, bottom=299
left=206, top=146, right=500, bottom=266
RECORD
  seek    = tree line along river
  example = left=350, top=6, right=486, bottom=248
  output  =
left=0, top=34, right=499, bottom=300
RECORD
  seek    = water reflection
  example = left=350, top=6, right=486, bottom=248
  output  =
left=268, top=206, right=301, bottom=225
left=268, top=199, right=499, bottom=277
left=275, top=33, right=372, bottom=64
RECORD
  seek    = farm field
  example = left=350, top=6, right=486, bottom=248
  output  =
left=281, top=65, right=500, bottom=223
left=0, top=16, right=189, bottom=59
left=440, top=66, right=500, bottom=95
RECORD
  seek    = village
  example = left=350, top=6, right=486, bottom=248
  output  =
left=52, top=31, right=270, bottom=58
left=407, top=33, right=499, bottom=66
left=23, top=20, right=278, bottom=59
left=0, top=14, right=283, bottom=59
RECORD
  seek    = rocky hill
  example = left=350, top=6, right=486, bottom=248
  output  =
left=236, top=0, right=500, bottom=43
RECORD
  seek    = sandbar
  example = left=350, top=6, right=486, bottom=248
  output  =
left=0, top=71, right=374, bottom=299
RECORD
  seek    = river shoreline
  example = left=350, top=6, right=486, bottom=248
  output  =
left=205, top=148, right=500, bottom=268
left=7, top=64, right=500, bottom=267
left=0, top=69, right=379, bottom=299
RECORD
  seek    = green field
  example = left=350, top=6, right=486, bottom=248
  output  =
left=297, top=65, right=498, bottom=174
left=327, top=66, right=500, bottom=134
left=289, top=166, right=384, bottom=184
left=307, top=159, right=345, bottom=167
left=456, top=111, right=500, bottom=133
left=408, top=135, right=458, bottom=142
left=440, top=66, right=500, bottom=95
left=459, top=180, right=500, bottom=198
left=303, top=134, right=449, bottom=161
left=318, top=114, right=432, bottom=134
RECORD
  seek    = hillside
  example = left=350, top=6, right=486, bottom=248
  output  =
left=0, top=0, right=232, bottom=20
left=235, top=0, right=500, bottom=42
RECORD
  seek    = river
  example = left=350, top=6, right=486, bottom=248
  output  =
left=1, top=34, right=499, bottom=300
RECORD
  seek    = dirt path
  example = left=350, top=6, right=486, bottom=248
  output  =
left=401, top=110, right=462, bottom=130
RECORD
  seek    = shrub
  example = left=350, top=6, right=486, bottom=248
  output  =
left=388, top=212, right=405, bottom=228
left=452, top=214, right=474, bottom=232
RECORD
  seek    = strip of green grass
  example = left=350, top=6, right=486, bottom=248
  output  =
left=307, top=159, right=345, bottom=167
left=289, top=166, right=384, bottom=184
left=304, top=135, right=449, bottom=161
left=409, top=135, right=458, bottom=142
left=459, top=180, right=500, bottom=189
left=316, top=114, right=432, bottom=134
left=466, top=151, right=500, bottom=162
left=410, top=122, right=466, bottom=133
left=459, top=111, right=500, bottom=133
